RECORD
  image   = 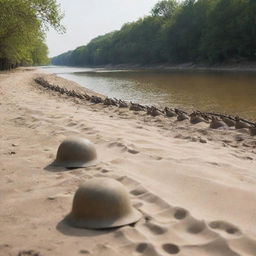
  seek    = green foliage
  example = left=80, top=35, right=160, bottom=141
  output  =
left=200, top=0, right=256, bottom=63
left=31, top=38, right=50, bottom=65
left=0, top=0, right=64, bottom=70
left=151, top=0, right=178, bottom=19
left=53, top=16, right=164, bottom=66
left=52, top=0, right=256, bottom=66
left=162, top=0, right=214, bottom=62
left=28, top=0, right=65, bottom=32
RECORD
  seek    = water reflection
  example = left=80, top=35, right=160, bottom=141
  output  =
left=43, top=66, right=256, bottom=120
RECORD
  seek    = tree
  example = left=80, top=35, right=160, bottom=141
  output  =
left=31, top=38, right=50, bottom=65
left=151, top=0, right=178, bottom=19
left=200, top=0, right=256, bottom=63
left=0, top=0, right=64, bottom=70
left=52, top=0, right=256, bottom=66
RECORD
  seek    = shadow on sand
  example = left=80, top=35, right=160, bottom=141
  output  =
left=44, top=164, right=81, bottom=172
left=56, top=219, right=117, bottom=237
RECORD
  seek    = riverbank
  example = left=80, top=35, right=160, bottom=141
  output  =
left=60, top=61, right=256, bottom=73
left=45, top=65, right=256, bottom=121
left=1, top=68, right=256, bottom=256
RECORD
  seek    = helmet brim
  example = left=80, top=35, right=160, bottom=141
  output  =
left=50, top=159, right=99, bottom=168
left=65, top=208, right=142, bottom=229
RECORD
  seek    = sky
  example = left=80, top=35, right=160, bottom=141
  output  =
left=46, top=0, right=160, bottom=57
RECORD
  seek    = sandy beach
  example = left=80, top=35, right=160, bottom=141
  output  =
left=1, top=67, right=256, bottom=256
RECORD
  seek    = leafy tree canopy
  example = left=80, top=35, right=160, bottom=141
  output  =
left=52, top=0, right=256, bottom=66
left=0, top=0, right=64, bottom=70
left=151, top=0, right=178, bottom=19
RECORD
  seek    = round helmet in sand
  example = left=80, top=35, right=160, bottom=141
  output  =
left=66, top=178, right=142, bottom=229
left=52, top=137, right=98, bottom=168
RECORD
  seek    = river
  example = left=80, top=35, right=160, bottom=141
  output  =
left=43, top=66, right=256, bottom=120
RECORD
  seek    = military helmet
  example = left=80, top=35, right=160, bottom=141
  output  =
left=52, top=137, right=98, bottom=168
left=66, top=178, right=142, bottom=229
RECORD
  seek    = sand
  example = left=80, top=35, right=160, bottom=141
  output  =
left=78, top=61, right=256, bottom=72
left=0, top=67, right=256, bottom=256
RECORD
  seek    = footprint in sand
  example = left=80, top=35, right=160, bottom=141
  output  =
left=145, top=221, right=168, bottom=235
left=127, top=149, right=140, bottom=154
left=92, top=244, right=119, bottom=256
left=108, top=141, right=140, bottom=154
left=186, top=220, right=207, bottom=234
left=130, top=185, right=147, bottom=196
left=136, top=243, right=148, bottom=253
left=101, top=174, right=251, bottom=256
left=162, top=244, right=180, bottom=254
left=174, top=208, right=188, bottom=220
left=209, top=221, right=242, bottom=236
left=135, top=242, right=160, bottom=255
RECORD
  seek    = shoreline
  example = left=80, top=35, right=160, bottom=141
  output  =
left=43, top=67, right=256, bottom=124
left=51, top=61, right=256, bottom=73
left=35, top=69, right=256, bottom=154
left=1, top=67, right=256, bottom=256
left=36, top=73, right=256, bottom=126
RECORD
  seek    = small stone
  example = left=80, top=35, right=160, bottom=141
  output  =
left=9, top=151, right=16, bottom=155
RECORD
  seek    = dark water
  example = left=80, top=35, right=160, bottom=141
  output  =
left=43, top=66, right=256, bottom=120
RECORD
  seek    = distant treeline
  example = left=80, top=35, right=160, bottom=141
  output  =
left=52, top=0, right=256, bottom=67
left=0, top=0, right=64, bottom=70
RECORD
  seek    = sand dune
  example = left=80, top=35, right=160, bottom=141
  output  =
left=0, top=68, right=256, bottom=256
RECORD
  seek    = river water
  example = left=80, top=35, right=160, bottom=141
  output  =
left=43, top=66, right=256, bottom=120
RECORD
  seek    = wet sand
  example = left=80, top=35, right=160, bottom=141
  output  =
left=84, top=61, right=256, bottom=72
left=0, top=67, right=256, bottom=256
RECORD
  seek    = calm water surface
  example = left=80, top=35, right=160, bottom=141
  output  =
left=43, top=66, right=256, bottom=120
